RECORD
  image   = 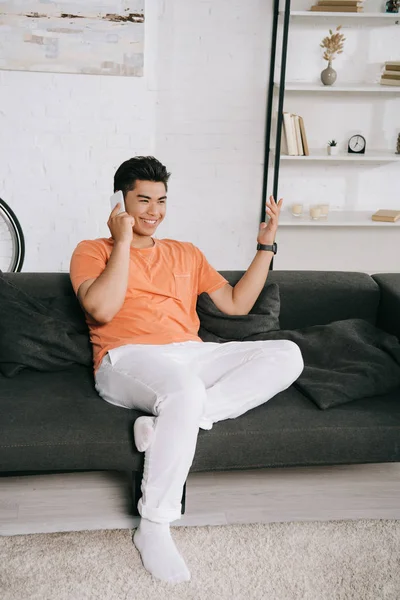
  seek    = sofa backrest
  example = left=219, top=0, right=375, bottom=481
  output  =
left=220, top=270, right=379, bottom=330
left=3, top=270, right=380, bottom=331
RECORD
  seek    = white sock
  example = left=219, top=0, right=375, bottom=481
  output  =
left=133, top=518, right=191, bottom=583
left=133, top=416, right=156, bottom=452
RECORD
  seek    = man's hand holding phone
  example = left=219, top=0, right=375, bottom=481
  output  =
left=108, top=191, right=135, bottom=245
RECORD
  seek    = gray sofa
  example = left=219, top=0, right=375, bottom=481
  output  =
left=1, top=270, right=400, bottom=516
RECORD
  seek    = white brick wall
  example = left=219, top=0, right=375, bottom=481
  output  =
left=0, top=0, right=398, bottom=274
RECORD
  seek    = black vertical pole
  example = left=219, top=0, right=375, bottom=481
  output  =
left=273, top=0, right=291, bottom=202
left=261, top=0, right=280, bottom=226
left=261, top=0, right=291, bottom=271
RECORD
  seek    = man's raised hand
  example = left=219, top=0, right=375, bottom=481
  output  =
left=257, top=195, right=283, bottom=245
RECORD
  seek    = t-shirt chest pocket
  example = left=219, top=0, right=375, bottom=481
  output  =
left=173, top=272, right=192, bottom=300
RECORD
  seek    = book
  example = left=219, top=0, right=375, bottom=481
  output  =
left=380, top=78, right=400, bottom=86
left=283, top=112, right=297, bottom=155
left=290, top=114, right=300, bottom=154
left=293, top=115, right=304, bottom=156
left=317, top=0, right=363, bottom=4
left=317, top=0, right=364, bottom=3
left=371, top=210, right=400, bottom=223
left=281, top=127, right=289, bottom=155
left=298, top=116, right=310, bottom=156
left=383, top=70, right=400, bottom=78
left=382, top=72, right=400, bottom=80
left=385, top=62, right=400, bottom=72
left=311, top=5, right=363, bottom=11
left=316, top=2, right=363, bottom=5
left=281, top=114, right=310, bottom=156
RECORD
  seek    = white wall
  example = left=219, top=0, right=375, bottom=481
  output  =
left=0, top=0, right=398, bottom=274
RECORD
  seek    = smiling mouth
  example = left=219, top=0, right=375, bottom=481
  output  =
left=140, top=218, right=158, bottom=226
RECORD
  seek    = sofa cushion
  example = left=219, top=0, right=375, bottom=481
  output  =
left=197, top=283, right=280, bottom=342
left=0, top=273, right=91, bottom=378
left=41, top=295, right=89, bottom=334
left=1, top=366, right=399, bottom=473
left=0, top=365, right=143, bottom=472
left=192, top=385, right=400, bottom=472
left=248, top=318, right=400, bottom=410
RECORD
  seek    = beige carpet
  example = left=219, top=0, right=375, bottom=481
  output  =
left=1, top=519, right=400, bottom=600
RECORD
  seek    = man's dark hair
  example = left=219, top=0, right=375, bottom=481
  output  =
left=114, top=156, right=171, bottom=196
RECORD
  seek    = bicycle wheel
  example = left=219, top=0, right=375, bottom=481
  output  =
left=0, top=198, right=25, bottom=273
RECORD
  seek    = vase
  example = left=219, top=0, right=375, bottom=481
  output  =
left=327, top=146, right=339, bottom=155
left=321, top=61, right=337, bottom=86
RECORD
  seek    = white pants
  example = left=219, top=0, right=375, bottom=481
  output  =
left=94, top=339, right=304, bottom=524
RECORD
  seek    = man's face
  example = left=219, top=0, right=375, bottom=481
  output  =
left=124, top=180, right=167, bottom=237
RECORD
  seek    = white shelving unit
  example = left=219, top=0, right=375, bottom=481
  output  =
left=280, top=210, right=400, bottom=227
left=271, top=7, right=400, bottom=226
left=275, top=149, right=400, bottom=163
left=275, top=82, right=400, bottom=92
left=281, top=11, right=400, bottom=20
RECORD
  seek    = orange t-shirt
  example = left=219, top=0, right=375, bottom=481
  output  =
left=69, top=237, right=228, bottom=374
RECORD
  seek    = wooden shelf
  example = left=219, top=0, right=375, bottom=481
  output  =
left=280, top=210, right=400, bottom=227
left=274, top=150, right=400, bottom=163
left=275, top=82, right=400, bottom=92
left=282, top=11, right=400, bottom=21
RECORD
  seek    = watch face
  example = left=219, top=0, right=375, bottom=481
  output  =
left=349, top=135, right=366, bottom=153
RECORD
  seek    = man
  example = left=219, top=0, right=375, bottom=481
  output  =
left=70, top=156, right=304, bottom=584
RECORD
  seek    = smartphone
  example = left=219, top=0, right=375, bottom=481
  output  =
left=110, top=190, right=124, bottom=214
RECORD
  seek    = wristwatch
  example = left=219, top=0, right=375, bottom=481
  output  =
left=257, top=242, right=277, bottom=254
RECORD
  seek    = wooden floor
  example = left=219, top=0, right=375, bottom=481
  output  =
left=1, top=463, right=400, bottom=536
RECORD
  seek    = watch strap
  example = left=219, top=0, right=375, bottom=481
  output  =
left=257, top=242, right=277, bottom=254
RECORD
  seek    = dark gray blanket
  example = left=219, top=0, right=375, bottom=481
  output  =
left=197, top=295, right=400, bottom=409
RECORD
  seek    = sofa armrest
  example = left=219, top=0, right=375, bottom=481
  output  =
left=371, top=274, right=400, bottom=341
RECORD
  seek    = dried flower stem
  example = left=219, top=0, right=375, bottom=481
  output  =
left=320, top=25, right=346, bottom=62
